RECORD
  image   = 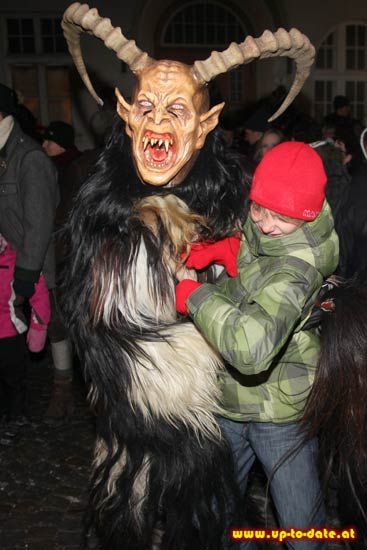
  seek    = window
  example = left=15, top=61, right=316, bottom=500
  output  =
left=41, top=18, right=67, bottom=54
left=7, top=18, right=35, bottom=54
left=6, top=16, right=67, bottom=55
left=162, top=1, right=245, bottom=47
left=4, top=14, right=71, bottom=126
left=313, top=23, right=367, bottom=124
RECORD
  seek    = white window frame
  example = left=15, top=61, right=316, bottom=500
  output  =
left=160, top=0, right=246, bottom=48
left=0, top=13, right=71, bottom=125
left=312, top=21, right=367, bottom=124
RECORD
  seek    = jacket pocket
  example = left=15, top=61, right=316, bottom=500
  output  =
left=0, top=182, right=17, bottom=196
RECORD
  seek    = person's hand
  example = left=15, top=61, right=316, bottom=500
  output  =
left=175, top=280, right=202, bottom=315
left=183, top=236, right=240, bottom=277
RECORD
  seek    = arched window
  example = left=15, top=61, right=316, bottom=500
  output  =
left=313, top=22, right=367, bottom=124
left=159, top=1, right=248, bottom=103
left=161, top=1, right=246, bottom=48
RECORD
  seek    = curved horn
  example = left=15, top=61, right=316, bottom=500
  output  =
left=62, top=2, right=153, bottom=105
left=192, top=28, right=315, bottom=121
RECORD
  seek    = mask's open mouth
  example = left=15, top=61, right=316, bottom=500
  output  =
left=141, top=131, right=175, bottom=169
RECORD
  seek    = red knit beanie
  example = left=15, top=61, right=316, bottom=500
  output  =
left=249, top=141, right=327, bottom=221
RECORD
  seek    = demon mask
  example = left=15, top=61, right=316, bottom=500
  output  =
left=62, top=3, right=315, bottom=186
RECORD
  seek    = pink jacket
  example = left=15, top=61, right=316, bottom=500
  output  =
left=0, top=241, right=50, bottom=350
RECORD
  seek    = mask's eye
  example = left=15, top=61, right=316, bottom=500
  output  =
left=138, top=100, right=153, bottom=110
left=168, top=103, right=184, bottom=117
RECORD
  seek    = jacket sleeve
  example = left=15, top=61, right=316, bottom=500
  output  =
left=14, top=150, right=58, bottom=283
left=187, top=264, right=320, bottom=375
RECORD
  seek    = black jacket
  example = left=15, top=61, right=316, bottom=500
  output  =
left=0, top=120, right=58, bottom=287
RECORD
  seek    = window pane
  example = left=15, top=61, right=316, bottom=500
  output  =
left=41, top=18, right=53, bottom=34
left=326, top=50, right=333, bottom=68
left=316, top=50, right=325, bottom=69
left=357, top=25, right=366, bottom=46
left=317, top=31, right=336, bottom=69
left=21, top=19, right=34, bottom=35
left=346, top=49, right=355, bottom=69
left=357, top=49, right=365, bottom=69
left=346, top=25, right=355, bottom=46
left=22, top=37, right=35, bottom=53
left=46, top=67, right=72, bottom=124
left=42, top=37, right=54, bottom=52
left=346, top=81, right=354, bottom=99
left=315, top=81, right=324, bottom=101
left=7, top=19, right=19, bottom=34
left=8, top=37, right=21, bottom=54
left=357, top=82, right=364, bottom=101
left=55, top=36, right=67, bottom=53
left=11, top=65, right=40, bottom=121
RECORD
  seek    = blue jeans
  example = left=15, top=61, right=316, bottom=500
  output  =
left=219, top=418, right=326, bottom=549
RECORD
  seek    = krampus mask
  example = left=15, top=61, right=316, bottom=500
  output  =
left=62, top=2, right=314, bottom=186
left=62, top=4, right=315, bottom=550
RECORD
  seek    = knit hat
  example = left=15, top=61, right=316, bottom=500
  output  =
left=0, top=84, right=18, bottom=114
left=43, top=121, right=75, bottom=148
left=244, top=108, right=271, bottom=133
left=249, top=141, right=327, bottom=221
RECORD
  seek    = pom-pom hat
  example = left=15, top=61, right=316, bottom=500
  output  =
left=249, top=141, right=327, bottom=221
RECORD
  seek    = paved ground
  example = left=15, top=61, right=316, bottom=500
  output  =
left=0, top=348, right=354, bottom=550
left=0, top=349, right=97, bottom=550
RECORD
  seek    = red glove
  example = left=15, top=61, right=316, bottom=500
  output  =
left=183, top=236, right=240, bottom=277
left=175, top=280, right=202, bottom=315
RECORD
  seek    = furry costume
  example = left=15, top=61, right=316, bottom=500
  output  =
left=63, top=128, right=245, bottom=550
left=61, top=3, right=315, bottom=548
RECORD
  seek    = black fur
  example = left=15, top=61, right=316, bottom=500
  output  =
left=62, top=122, right=247, bottom=549
left=303, top=276, right=367, bottom=545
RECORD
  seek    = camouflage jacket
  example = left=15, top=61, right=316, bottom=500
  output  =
left=187, top=201, right=339, bottom=423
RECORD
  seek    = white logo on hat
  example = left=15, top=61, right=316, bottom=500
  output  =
left=302, top=209, right=316, bottom=218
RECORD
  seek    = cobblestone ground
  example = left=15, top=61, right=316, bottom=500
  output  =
left=0, top=348, right=97, bottom=550
left=0, top=348, right=354, bottom=550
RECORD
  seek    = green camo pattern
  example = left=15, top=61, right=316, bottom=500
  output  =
left=187, top=201, right=339, bottom=423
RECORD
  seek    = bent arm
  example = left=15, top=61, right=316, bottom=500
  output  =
left=187, top=264, right=319, bottom=375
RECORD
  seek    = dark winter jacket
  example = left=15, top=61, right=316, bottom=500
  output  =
left=335, top=162, right=367, bottom=278
left=0, top=121, right=59, bottom=287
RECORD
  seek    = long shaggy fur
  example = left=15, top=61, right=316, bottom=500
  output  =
left=62, top=124, right=247, bottom=549
left=303, top=277, right=367, bottom=543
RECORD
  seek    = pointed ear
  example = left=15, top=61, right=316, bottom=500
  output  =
left=115, top=87, right=132, bottom=135
left=196, top=102, right=225, bottom=149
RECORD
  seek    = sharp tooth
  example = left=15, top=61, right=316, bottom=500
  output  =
left=164, top=140, right=169, bottom=153
left=151, top=138, right=157, bottom=146
left=158, top=139, right=163, bottom=147
left=170, top=139, right=173, bottom=145
left=143, top=137, right=149, bottom=150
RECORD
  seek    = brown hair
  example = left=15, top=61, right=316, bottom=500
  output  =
left=250, top=201, right=305, bottom=226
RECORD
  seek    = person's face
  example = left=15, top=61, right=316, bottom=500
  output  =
left=42, top=139, right=66, bottom=157
left=337, top=105, right=351, bottom=117
left=250, top=203, right=303, bottom=237
left=244, top=128, right=263, bottom=146
left=259, top=132, right=281, bottom=157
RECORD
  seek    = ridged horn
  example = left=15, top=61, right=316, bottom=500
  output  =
left=192, top=28, right=315, bottom=121
left=62, top=2, right=153, bottom=105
